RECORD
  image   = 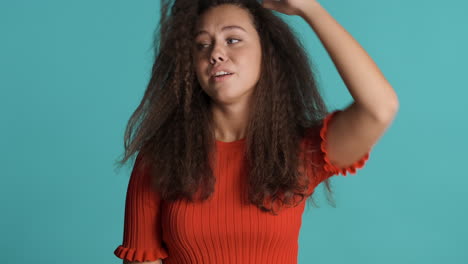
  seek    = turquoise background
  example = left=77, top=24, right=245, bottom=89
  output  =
left=1, top=0, right=466, bottom=263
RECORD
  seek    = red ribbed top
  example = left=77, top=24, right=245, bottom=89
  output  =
left=114, top=110, right=371, bottom=263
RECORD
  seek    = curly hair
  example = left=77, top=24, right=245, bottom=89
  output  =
left=114, top=0, right=336, bottom=215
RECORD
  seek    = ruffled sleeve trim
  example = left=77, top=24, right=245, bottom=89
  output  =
left=320, top=110, right=371, bottom=176
left=114, top=245, right=168, bottom=262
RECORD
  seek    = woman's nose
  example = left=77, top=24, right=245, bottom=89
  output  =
left=210, top=45, right=227, bottom=64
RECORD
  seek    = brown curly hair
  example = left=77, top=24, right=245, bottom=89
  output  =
left=114, top=0, right=337, bottom=215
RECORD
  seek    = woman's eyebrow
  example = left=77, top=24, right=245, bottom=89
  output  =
left=195, top=25, right=247, bottom=38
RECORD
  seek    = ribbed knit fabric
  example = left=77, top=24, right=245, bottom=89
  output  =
left=114, top=110, right=371, bottom=263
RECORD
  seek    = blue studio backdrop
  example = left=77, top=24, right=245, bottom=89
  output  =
left=0, top=0, right=467, bottom=263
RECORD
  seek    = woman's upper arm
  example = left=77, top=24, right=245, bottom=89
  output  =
left=323, top=103, right=394, bottom=169
left=123, top=259, right=162, bottom=264
left=114, top=152, right=168, bottom=262
left=302, top=110, right=372, bottom=186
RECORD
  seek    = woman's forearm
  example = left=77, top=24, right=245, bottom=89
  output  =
left=299, top=2, right=399, bottom=120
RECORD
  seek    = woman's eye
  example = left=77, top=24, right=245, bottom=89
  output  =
left=227, top=38, right=240, bottom=44
left=196, top=38, right=241, bottom=50
left=197, top=43, right=210, bottom=49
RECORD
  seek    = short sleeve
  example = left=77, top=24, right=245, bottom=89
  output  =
left=114, top=153, right=169, bottom=262
left=303, top=110, right=371, bottom=186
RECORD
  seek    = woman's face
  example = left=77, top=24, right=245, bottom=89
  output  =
left=192, top=4, right=262, bottom=105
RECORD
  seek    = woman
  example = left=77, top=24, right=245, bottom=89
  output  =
left=114, top=0, right=399, bottom=263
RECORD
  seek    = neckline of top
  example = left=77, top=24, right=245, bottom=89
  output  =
left=215, top=137, right=246, bottom=148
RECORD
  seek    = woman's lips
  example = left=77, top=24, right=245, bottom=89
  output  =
left=212, top=73, right=234, bottom=83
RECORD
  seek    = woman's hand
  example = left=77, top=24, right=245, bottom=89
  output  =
left=261, top=0, right=318, bottom=16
